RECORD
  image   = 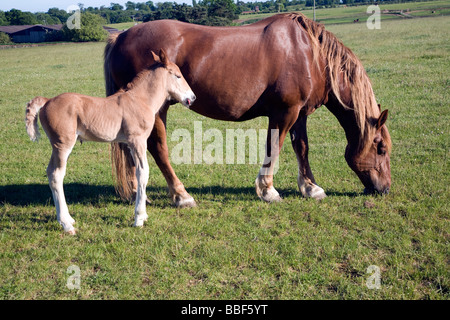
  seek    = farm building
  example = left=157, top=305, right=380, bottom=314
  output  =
left=0, top=24, right=63, bottom=43
left=0, top=25, right=120, bottom=43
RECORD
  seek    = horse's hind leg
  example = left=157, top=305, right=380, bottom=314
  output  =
left=147, top=108, right=196, bottom=208
left=289, top=116, right=326, bottom=200
left=129, top=139, right=149, bottom=227
left=47, top=143, right=76, bottom=234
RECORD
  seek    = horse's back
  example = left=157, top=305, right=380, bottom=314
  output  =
left=110, top=15, right=324, bottom=120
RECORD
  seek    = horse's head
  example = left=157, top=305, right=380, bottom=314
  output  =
left=345, top=109, right=391, bottom=195
left=150, top=49, right=196, bottom=108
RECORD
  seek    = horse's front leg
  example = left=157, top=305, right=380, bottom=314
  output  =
left=129, top=140, right=149, bottom=227
left=289, top=115, right=326, bottom=200
left=255, top=109, right=298, bottom=203
left=147, top=106, right=196, bottom=208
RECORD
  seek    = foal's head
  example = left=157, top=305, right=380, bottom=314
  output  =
left=345, top=109, right=392, bottom=195
left=150, top=49, right=196, bottom=108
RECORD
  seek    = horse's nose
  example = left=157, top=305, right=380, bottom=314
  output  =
left=364, top=186, right=390, bottom=195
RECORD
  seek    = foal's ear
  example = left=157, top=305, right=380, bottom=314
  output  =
left=159, top=48, right=169, bottom=67
left=376, top=109, right=389, bottom=130
left=150, top=50, right=160, bottom=64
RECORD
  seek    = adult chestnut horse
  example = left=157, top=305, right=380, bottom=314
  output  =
left=104, top=13, right=391, bottom=207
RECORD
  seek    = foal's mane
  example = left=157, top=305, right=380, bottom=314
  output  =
left=285, top=13, right=389, bottom=153
left=124, top=68, right=154, bottom=91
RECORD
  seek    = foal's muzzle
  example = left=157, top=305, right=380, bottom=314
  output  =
left=184, top=93, right=196, bottom=107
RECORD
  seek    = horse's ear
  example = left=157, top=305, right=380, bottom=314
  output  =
left=150, top=50, right=160, bottom=64
left=376, top=109, right=388, bottom=130
left=159, top=48, right=169, bottom=67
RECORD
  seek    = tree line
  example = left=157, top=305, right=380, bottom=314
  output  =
left=0, top=0, right=421, bottom=26
left=0, top=0, right=423, bottom=43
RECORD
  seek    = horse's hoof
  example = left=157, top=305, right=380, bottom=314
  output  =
left=173, top=195, right=197, bottom=208
left=259, top=186, right=282, bottom=203
left=309, top=187, right=326, bottom=200
left=299, top=181, right=327, bottom=201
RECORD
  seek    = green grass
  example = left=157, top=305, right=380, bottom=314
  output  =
left=0, top=13, right=448, bottom=299
left=105, top=21, right=141, bottom=31
left=238, top=0, right=450, bottom=25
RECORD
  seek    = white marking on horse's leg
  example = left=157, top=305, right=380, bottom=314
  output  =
left=297, top=174, right=326, bottom=200
left=131, top=144, right=149, bottom=227
left=291, top=117, right=327, bottom=201
left=255, top=168, right=282, bottom=203
left=255, top=130, right=282, bottom=203
left=47, top=148, right=76, bottom=234
left=295, top=153, right=326, bottom=200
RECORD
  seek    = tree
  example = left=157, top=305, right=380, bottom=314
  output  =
left=35, top=13, right=61, bottom=25
left=0, top=32, right=12, bottom=44
left=0, top=11, right=8, bottom=26
left=203, top=0, right=238, bottom=20
left=126, top=1, right=137, bottom=10
left=5, top=9, right=38, bottom=25
left=60, top=12, right=107, bottom=42
left=47, top=8, right=70, bottom=24
left=110, top=3, right=124, bottom=11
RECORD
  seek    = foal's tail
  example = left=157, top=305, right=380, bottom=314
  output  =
left=25, top=96, right=48, bottom=141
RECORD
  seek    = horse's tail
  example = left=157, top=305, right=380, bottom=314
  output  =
left=25, top=96, right=48, bottom=142
left=104, top=32, right=120, bottom=97
left=104, top=32, right=135, bottom=200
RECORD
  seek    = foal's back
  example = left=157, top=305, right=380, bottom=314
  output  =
left=39, top=92, right=126, bottom=144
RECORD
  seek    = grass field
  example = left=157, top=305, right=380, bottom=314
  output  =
left=238, top=0, right=450, bottom=25
left=0, top=11, right=448, bottom=299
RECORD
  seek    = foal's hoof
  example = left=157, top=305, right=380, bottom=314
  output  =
left=66, top=228, right=77, bottom=235
left=134, top=213, right=148, bottom=227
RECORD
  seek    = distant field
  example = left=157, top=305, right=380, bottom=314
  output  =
left=238, top=0, right=450, bottom=25
left=105, top=21, right=140, bottom=30
left=0, top=13, right=448, bottom=299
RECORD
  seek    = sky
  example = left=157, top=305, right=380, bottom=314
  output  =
left=0, top=1, right=195, bottom=13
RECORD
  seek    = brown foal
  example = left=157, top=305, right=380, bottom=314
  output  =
left=25, top=49, right=196, bottom=234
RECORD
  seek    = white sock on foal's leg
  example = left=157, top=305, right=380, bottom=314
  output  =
left=131, top=144, right=149, bottom=227
left=47, top=156, right=76, bottom=234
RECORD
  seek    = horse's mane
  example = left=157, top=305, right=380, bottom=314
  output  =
left=285, top=13, right=390, bottom=154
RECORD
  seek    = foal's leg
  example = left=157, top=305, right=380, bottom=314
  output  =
left=47, top=144, right=76, bottom=234
left=129, top=139, right=150, bottom=227
left=147, top=107, right=196, bottom=208
left=255, top=109, right=299, bottom=202
left=289, top=116, right=326, bottom=200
